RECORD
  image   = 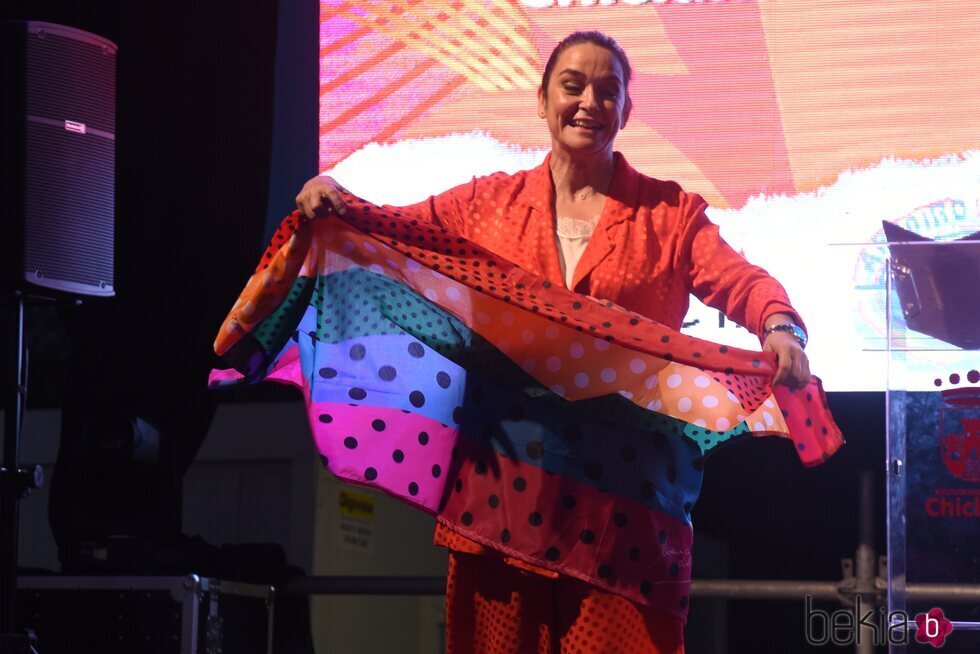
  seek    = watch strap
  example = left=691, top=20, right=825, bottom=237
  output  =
left=764, top=323, right=807, bottom=349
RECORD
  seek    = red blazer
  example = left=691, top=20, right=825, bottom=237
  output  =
left=393, top=152, right=806, bottom=580
left=397, top=152, right=802, bottom=339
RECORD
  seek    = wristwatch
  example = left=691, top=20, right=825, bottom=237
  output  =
left=764, top=323, right=807, bottom=349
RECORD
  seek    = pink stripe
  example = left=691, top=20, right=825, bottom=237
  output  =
left=309, top=402, right=459, bottom=513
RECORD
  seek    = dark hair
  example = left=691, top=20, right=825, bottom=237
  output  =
left=540, top=31, right=632, bottom=94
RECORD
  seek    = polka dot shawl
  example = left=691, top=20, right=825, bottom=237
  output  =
left=210, top=183, right=843, bottom=620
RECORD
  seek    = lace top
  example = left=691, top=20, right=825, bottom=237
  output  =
left=555, top=215, right=600, bottom=289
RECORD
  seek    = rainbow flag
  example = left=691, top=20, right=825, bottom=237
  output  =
left=210, top=197, right=843, bottom=618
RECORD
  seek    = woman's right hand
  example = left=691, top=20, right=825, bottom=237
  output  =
left=295, top=175, right=348, bottom=220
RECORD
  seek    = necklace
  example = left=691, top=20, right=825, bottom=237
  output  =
left=549, top=160, right=613, bottom=202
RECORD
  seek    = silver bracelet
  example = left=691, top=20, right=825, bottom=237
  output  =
left=763, top=323, right=807, bottom=349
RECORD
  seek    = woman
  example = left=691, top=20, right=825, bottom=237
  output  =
left=293, top=32, right=812, bottom=653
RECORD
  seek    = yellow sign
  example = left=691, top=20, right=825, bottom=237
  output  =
left=338, top=490, right=375, bottom=522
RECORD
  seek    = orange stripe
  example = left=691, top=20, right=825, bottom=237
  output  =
left=320, top=60, right=436, bottom=134
left=319, top=1, right=350, bottom=24
left=319, top=25, right=371, bottom=57
left=320, top=74, right=467, bottom=169
left=320, top=42, right=405, bottom=95
left=374, top=75, right=467, bottom=142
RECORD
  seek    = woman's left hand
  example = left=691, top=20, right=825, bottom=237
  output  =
left=763, top=331, right=810, bottom=388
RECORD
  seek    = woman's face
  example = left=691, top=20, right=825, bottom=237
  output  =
left=538, top=43, right=631, bottom=159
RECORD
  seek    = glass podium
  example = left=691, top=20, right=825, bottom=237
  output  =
left=882, top=238, right=980, bottom=653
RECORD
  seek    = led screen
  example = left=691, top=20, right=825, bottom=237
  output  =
left=319, top=0, right=980, bottom=391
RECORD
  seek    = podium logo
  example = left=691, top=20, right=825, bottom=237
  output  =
left=937, top=370, right=980, bottom=483
left=804, top=596, right=954, bottom=647
left=915, top=608, right=954, bottom=648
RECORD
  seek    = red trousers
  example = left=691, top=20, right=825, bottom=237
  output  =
left=445, top=552, right=686, bottom=654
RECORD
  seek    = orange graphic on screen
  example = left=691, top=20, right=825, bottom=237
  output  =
left=319, top=0, right=980, bottom=210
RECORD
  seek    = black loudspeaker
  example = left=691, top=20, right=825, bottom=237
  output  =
left=1, top=21, right=116, bottom=298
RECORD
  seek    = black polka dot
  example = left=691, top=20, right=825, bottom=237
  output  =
left=378, top=365, right=397, bottom=381
left=526, top=441, right=544, bottom=460
left=562, top=495, right=577, bottom=510
left=528, top=511, right=543, bottom=526
left=460, top=512, right=473, bottom=526
left=452, top=407, right=463, bottom=424
left=545, top=547, right=560, bottom=562
left=629, top=547, right=641, bottom=561
left=598, top=564, right=612, bottom=579
left=364, top=467, right=377, bottom=481
left=501, top=529, right=511, bottom=543
left=584, top=461, right=603, bottom=480
left=613, top=512, right=628, bottom=527
left=418, top=431, right=429, bottom=445
left=454, top=479, right=463, bottom=493
left=371, top=419, right=386, bottom=431
left=349, top=344, right=366, bottom=360
left=392, top=449, right=405, bottom=463
left=317, top=413, right=333, bottom=423
left=579, top=529, right=595, bottom=544
left=658, top=530, right=667, bottom=544
left=640, top=581, right=652, bottom=595
left=408, top=482, right=419, bottom=496
left=344, top=437, right=358, bottom=449
left=349, top=388, right=367, bottom=400
left=488, top=494, right=499, bottom=509
left=436, top=371, right=451, bottom=388
left=431, top=464, right=441, bottom=478
left=409, top=391, right=425, bottom=407
left=669, top=563, right=679, bottom=577
left=408, top=342, right=424, bottom=358
left=318, top=367, right=338, bottom=379
left=513, top=477, right=527, bottom=492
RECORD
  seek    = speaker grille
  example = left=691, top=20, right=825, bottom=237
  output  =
left=26, top=29, right=115, bottom=133
left=24, top=122, right=114, bottom=290
left=13, top=23, right=117, bottom=296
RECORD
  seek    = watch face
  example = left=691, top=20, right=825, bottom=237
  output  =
left=769, top=324, right=807, bottom=348
left=790, top=325, right=807, bottom=348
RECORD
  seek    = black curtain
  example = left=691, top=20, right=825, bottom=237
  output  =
left=1, top=0, right=279, bottom=549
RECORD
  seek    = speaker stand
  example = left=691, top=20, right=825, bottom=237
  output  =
left=1, top=293, right=43, bottom=654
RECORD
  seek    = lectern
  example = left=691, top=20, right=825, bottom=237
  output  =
left=883, top=232, right=980, bottom=653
